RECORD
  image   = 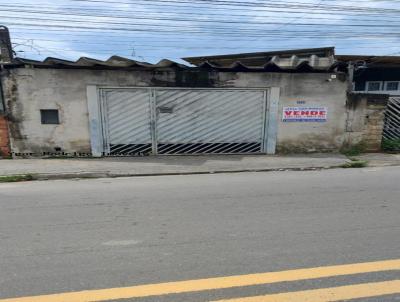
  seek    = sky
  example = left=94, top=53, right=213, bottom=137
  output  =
left=3, top=0, right=400, bottom=64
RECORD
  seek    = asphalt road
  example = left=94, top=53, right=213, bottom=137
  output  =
left=0, top=167, right=400, bottom=301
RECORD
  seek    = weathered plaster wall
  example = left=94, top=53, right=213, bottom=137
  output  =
left=2, top=68, right=176, bottom=155
left=3, top=68, right=92, bottom=155
left=217, top=72, right=348, bottom=152
left=345, top=93, right=388, bottom=151
left=3, top=67, right=350, bottom=155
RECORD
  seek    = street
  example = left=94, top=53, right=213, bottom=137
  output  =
left=0, top=167, right=399, bottom=301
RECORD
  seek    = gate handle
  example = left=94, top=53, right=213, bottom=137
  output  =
left=158, top=107, right=174, bottom=113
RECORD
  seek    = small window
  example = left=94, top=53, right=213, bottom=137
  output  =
left=385, top=81, right=399, bottom=91
left=40, top=109, right=59, bottom=124
left=367, top=81, right=382, bottom=92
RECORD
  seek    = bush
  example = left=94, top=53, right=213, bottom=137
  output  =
left=341, top=160, right=368, bottom=168
left=340, top=143, right=366, bottom=157
left=382, top=139, right=400, bottom=152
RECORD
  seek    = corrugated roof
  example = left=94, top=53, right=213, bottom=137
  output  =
left=196, top=54, right=337, bottom=72
left=181, top=47, right=338, bottom=72
left=183, top=47, right=335, bottom=66
left=5, top=48, right=341, bottom=72
left=8, top=56, right=188, bottom=69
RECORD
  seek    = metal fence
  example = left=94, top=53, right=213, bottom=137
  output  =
left=383, top=97, right=400, bottom=142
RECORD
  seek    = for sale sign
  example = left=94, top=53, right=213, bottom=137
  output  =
left=282, top=107, right=327, bottom=122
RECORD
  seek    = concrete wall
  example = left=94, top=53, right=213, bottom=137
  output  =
left=2, top=67, right=352, bottom=155
left=2, top=68, right=175, bottom=155
left=216, top=72, right=348, bottom=152
left=345, top=93, right=388, bottom=151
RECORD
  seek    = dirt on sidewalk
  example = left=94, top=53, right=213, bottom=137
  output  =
left=0, top=154, right=352, bottom=181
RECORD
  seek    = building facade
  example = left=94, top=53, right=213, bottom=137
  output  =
left=0, top=28, right=391, bottom=157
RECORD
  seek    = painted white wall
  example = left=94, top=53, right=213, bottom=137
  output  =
left=218, top=72, right=348, bottom=152
left=3, top=68, right=348, bottom=155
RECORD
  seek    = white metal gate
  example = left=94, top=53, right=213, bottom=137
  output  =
left=383, top=96, right=400, bottom=143
left=100, top=88, right=268, bottom=156
left=101, top=89, right=153, bottom=155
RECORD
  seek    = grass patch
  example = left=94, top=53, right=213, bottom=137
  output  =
left=348, top=157, right=359, bottom=162
left=341, top=160, right=368, bottom=168
left=382, top=138, right=400, bottom=152
left=340, top=143, right=366, bottom=157
left=0, top=174, right=34, bottom=182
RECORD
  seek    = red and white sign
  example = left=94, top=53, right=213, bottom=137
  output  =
left=282, top=107, right=328, bottom=122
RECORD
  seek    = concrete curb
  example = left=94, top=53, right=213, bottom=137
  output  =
left=0, top=164, right=348, bottom=182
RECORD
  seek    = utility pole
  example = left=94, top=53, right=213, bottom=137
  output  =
left=347, top=61, right=354, bottom=93
left=0, top=26, right=13, bottom=64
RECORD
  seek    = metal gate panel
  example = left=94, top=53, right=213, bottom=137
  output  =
left=383, top=96, right=400, bottom=142
left=155, top=89, right=267, bottom=154
left=102, top=89, right=153, bottom=155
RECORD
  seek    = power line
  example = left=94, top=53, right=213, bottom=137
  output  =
left=3, top=8, right=400, bottom=25
left=4, top=15, right=400, bottom=30
left=12, top=37, right=400, bottom=46
left=9, top=0, right=400, bottom=17
left=5, top=0, right=399, bottom=61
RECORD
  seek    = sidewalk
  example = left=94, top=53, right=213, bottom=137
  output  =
left=0, top=154, right=351, bottom=180
left=357, top=153, right=400, bottom=167
left=1, top=153, right=399, bottom=181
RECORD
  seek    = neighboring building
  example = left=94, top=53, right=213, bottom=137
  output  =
left=337, top=55, right=400, bottom=96
left=336, top=55, right=400, bottom=147
left=0, top=27, right=391, bottom=157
